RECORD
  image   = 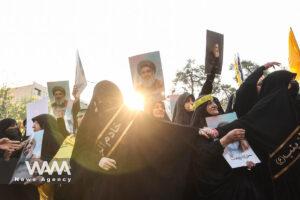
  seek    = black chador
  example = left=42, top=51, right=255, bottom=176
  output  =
left=187, top=94, right=267, bottom=200
left=172, top=92, right=195, bottom=125
left=217, top=70, right=300, bottom=200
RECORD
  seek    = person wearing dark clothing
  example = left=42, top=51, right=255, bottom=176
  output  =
left=216, top=70, right=300, bottom=200
left=199, top=72, right=216, bottom=96
left=229, top=62, right=280, bottom=117
left=32, top=114, right=65, bottom=162
left=187, top=93, right=266, bottom=200
left=0, top=118, right=39, bottom=200
left=0, top=118, right=23, bottom=181
left=190, top=95, right=224, bottom=128
left=172, top=70, right=216, bottom=126
left=70, top=80, right=199, bottom=200
left=70, top=80, right=124, bottom=200
left=150, top=100, right=170, bottom=121
left=172, top=92, right=195, bottom=125
left=0, top=118, right=22, bottom=141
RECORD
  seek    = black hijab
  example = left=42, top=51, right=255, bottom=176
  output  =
left=233, top=66, right=265, bottom=118
left=0, top=118, right=22, bottom=141
left=190, top=95, right=224, bottom=128
left=69, top=80, right=124, bottom=200
left=218, top=70, right=299, bottom=158
left=71, top=80, right=123, bottom=170
left=32, top=114, right=64, bottom=162
left=172, top=92, right=195, bottom=125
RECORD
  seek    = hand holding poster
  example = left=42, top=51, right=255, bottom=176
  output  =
left=206, top=112, right=261, bottom=168
left=10, top=130, right=44, bottom=184
left=205, top=30, right=224, bottom=74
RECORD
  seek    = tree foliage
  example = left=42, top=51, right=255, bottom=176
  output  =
left=229, top=60, right=260, bottom=82
left=0, top=86, right=29, bottom=121
left=173, top=59, right=237, bottom=107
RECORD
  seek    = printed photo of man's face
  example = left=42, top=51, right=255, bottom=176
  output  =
left=138, top=60, right=157, bottom=88
left=212, top=43, right=220, bottom=58
left=52, top=87, right=66, bottom=105
left=23, top=139, right=36, bottom=159
left=141, top=65, right=154, bottom=81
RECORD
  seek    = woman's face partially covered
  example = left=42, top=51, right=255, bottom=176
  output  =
left=184, top=96, right=194, bottom=112
left=206, top=100, right=219, bottom=116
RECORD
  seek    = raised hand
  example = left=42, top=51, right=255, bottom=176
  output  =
left=263, top=62, right=281, bottom=70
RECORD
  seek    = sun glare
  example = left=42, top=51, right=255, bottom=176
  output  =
left=124, top=90, right=145, bottom=111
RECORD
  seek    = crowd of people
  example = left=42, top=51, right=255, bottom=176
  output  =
left=0, top=62, right=300, bottom=200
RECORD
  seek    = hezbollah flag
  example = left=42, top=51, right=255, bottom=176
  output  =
left=289, top=28, right=300, bottom=81
left=233, top=54, right=244, bottom=86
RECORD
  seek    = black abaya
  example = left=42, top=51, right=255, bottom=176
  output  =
left=217, top=70, right=300, bottom=200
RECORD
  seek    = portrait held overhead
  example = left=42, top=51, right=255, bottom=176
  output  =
left=129, top=51, right=165, bottom=103
left=205, top=30, right=224, bottom=74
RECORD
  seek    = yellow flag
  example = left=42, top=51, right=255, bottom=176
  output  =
left=289, top=28, right=300, bottom=81
left=234, top=54, right=243, bottom=86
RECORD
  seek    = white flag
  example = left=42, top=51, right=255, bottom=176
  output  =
left=75, top=50, right=87, bottom=96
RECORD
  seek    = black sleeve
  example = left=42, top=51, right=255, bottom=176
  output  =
left=72, top=99, right=81, bottom=131
left=199, top=73, right=216, bottom=97
left=194, top=136, right=224, bottom=158
left=243, top=66, right=265, bottom=85
left=225, top=93, right=235, bottom=113
left=57, top=118, right=70, bottom=139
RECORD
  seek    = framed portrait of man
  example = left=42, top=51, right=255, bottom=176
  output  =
left=47, top=81, right=74, bottom=133
left=47, top=81, right=71, bottom=117
left=129, top=51, right=165, bottom=101
left=205, top=30, right=224, bottom=74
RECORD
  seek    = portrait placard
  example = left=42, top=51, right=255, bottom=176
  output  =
left=47, top=81, right=74, bottom=133
left=205, top=30, right=224, bottom=74
left=206, top=112, right=261, bottom=168
left=10, top=130, right=45, bottom=184
left=47, top=81, right=70, bottom=102
left=26, top=98, right=49, bottom=136
left=129, top=51, right=165, bottom=101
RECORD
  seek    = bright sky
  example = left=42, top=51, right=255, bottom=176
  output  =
left=0, top=0, right=299, bottom=102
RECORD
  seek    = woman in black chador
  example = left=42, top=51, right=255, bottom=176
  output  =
left=187, top=93, right=268, bottom=200
left=227, top=62, right=280, bottom=117
left=215, top=70, right=300, bottom=200
left=172, top=92, right=195, bottom=125
left=69, top=80, right=125, bottom=200
left=32, top=114, right=65, bottom=162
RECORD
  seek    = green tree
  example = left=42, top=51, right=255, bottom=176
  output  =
left=229, top=60, right=260, bottom=82
left=172, top=59, right=203, bottom=97
left=173, top=59, right=237, bottom=107
left=0, top=86, right=29, bottom=121
left=229, top=60, right=285, bottom=82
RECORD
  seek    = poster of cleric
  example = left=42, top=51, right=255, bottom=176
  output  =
left=129, top=51, right=165, bottom=101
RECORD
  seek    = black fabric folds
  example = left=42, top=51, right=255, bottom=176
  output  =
left=233, top=66, right=265, bottom=118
